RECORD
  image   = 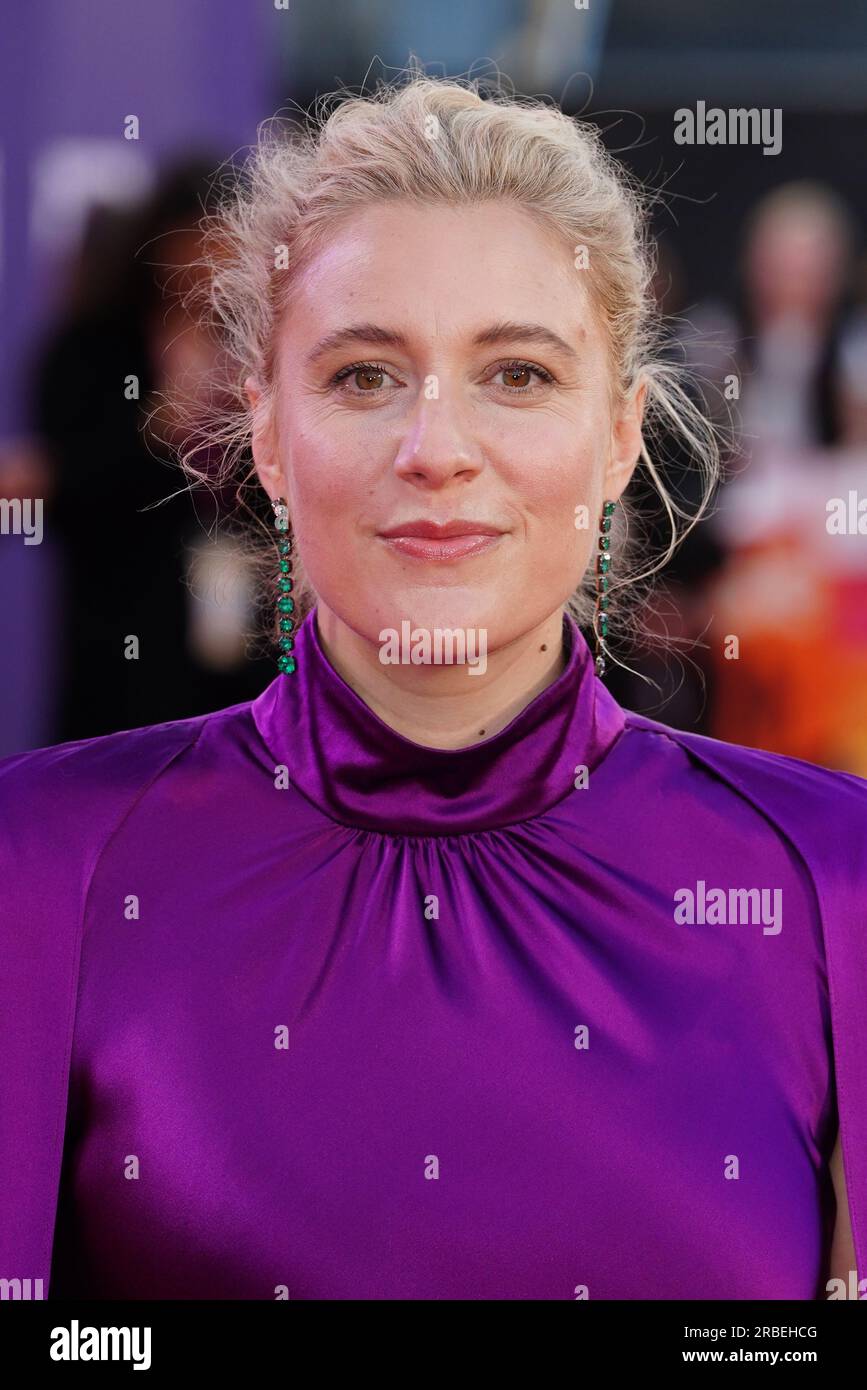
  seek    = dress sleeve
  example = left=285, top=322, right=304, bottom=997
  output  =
left=0, top=723, right=200, bottom=1293
left=638, top=717, right=867, bottom=1290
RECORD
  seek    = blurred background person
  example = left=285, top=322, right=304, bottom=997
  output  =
left=706, top=182, right=867, bottom=770
left=735, top=181, right=855, bottom=459
left=30, top=162, right=273, bottom=741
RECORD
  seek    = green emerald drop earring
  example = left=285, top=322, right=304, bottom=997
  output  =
left=593, top=499, right=615, bottom=677
left=272, top=496, right=297, bottom=675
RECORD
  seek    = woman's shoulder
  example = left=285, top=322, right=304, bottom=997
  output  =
left=0, top=712, right=200, bottom=804
left=622, top=707, right=867, bottom=852
left=0, top=698, right=253, bottom=849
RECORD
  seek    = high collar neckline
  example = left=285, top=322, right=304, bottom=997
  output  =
left=251, top=607, right=627, bottom=836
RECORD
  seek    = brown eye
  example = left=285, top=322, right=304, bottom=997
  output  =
left=330, top=361, right=400, bottom=396
left=355, top=367, right=385, bottom=391
left=492, top=361, right=554, bottom=392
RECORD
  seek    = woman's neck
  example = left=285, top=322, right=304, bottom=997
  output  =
left=313, top=603, right=568, bottom=750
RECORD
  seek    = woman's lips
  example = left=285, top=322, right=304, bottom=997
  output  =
left=380, top=533, right=504, bottom=562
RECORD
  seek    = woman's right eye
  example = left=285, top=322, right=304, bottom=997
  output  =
left=329, top=362, right=403, bottom=395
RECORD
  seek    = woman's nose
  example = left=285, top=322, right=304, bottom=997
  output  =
left=392, top=388, right=485, bottom=486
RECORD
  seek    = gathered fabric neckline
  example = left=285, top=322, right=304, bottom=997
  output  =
left=251, top=606, right=627, bottom=836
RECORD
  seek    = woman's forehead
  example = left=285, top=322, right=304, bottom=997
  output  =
left=283, top=203, right=597, bottom=350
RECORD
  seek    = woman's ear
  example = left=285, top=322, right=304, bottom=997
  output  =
left=245, top=375, right=284, bottom=500
left=605, top=377, right=646, bottom=501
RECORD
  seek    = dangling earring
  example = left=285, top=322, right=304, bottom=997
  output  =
left=272, top=496, right=296, bottom=675
left=593, top=499, right=615, bottom=677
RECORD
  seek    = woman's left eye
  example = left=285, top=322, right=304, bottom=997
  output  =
left=330, top=361, right=402, bottom=395
left=489, top=361, right=555, bottom=392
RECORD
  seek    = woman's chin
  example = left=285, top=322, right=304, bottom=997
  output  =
left=371, top=599, right=500, bottom=641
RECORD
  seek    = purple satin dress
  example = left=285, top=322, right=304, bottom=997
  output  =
left=3, top=607, right=867, bottom=1300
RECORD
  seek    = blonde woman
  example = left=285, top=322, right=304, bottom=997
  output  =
left=1, top=72, right=864, bottom=1301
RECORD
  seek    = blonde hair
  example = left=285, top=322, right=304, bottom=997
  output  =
left=167, top=67, right=726, bottom=677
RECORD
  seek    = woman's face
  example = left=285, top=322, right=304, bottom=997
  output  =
left=248, top=201, right=643, bottom=651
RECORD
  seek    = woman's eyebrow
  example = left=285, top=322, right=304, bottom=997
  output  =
left=473, top=320, right=582, bottom=362
left=307, top=323, right=405, bottom=365
left=306, top=320, right=582, bottom=366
